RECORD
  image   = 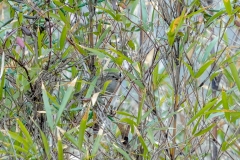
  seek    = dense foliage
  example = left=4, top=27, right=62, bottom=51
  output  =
left=0, top=0, right=240, bottom=159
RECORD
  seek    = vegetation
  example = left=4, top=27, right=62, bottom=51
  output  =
left=0, top=0, right=240, bottom=159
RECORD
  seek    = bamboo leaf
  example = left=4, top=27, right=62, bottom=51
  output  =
left=194, top=123, right=216, bottom=137
left=228, top=56, right=240, bottom=91
left=127, top=40, right=136, bottom=50
left=53, top=0, right=75, bottom=13
left=119, top=118, right=137, bottom=134
left=95, top=27, right=111, bottom=48
left=188, top=98, right=218, bottom=125
left=0, top=68, right=5, bottom=100
left=140, top=0, right=148, bottom=30
left=57, top=140, right=64, bottom=160
left=116, top=111, right=137, bottom=119
left=16, top=119, right=35, bottom=148
left=223, top=0, right=232, bottom=15
left=186, top=8, right=206, bottom=18
left=86, top=76, right=98, bottom=98
left=109, top=48, right=134, bottom=64
left=40, top=131, right=51, bottom=160
left=137, top=90, right=146, bottom=125
left=8, top=131, right=30, bottom=150
left=194, top=59, right=215, bottom=78
left=221, top=134, right=240, bottom=151
left=192, top=117, right=201, bottom=135
left=42, top=83, right=54, bottom=130
left=183, top=61, right=194, bottom=77
left=201, top=37, right=218, bottom=63
left=135, top=126, right=149, bottom=157
left=91, top=124, right=105, bottom=157
left=60, top=25, right=67, bottom=50
left=0, top=18, right=13, bottom=29
left=78, top=107, right=90, bottom=150
left=205, top=10, right=225, bottom=27
left=80, top=46, right=107, bottom=58
left=167, top=8, right=186, bottom=46
left=56, top=77, right=77, bottom=125
left=222, top=91, right=230, bottom=122
left=64, top=132, right=79, bottom=148
left=113, top=143, right=131, bottom=160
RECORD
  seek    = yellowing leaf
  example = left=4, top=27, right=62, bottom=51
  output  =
left=171, top=17, right=181, bottom=32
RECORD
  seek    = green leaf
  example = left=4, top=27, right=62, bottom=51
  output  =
left=223, top=0, right=232, bottom=15
left=127, top=40, right=136, bottom=50
left=0, top=18, right=14, bottom=29
left=49, top=12, right=62, bottom=21
left=194, top=59, right=214, bottom=78
left=16, top=119, right=36, bottom=153
left=137, top=90, right=146, bottom=125
left=119, top=118, right=137, bottom=134
left=134, top=79, right=145, bottom=89
left=46, top=92, right=60, bottom=109
left=102, top=80, right=112, bottom=93
left=228, top=56, right=240, bottom=91
left=192, top=117, right=201, bottom=135
left=113, top=143, right=131, bottom=160
left=86, top=76, right=98, bottom=98
left=221, top=134, right=240, bottom=151
left=229, top=112, right=240, bottom=123
left=40, top=131, right=51, bottom=160
left=205, top=10, right=225, bottom=27
left=78, top=107, right=90, bottom=150
left=64, top=132, right=79, bottom=148
left=140, top=0, right=148, bottom=30
left=116, top=111, right=137, bottom=119
left=95, top=27, right=111, bottom=48
left=126, top=72, right=145, bottom=89
left=56, top=77, right=77, bottom=125
left=210, top=70, right=221, bottom=81
left=129, top=0, right=140, bottom=14
left=135, top=126, right=149, bottom=157
left=95, top=6, right=117, bottom=21
left=194, top=123, right=216, bottom=137
left=18, top=12, right=23, bottom=25
left=62, top=46, right=73, bottom=59
left=147, top=128, right=155, bottom=145
left=222, top=91, right=230, bottom=122
left=80, top=46, right=107, bottom=58
left=72, top=38, right=87, bottom=55
left=7, top=143, right=29, bottom=154
left=183, top=62, right=194, bottom=77
left=8, top=131, right=30, bottom=150
left=186, top=8, right=206, bottom=18
left=201, top=37, right=218, bottom=63
left=0, top=69, right=5, bottom=100
left=25, top=43, right=34, bottom=54
left=42, top=83, right=54, bottom=131
left=109, top=48, right=134, bottom=64
left=57, top=139, right=64, bottom=160
left=188, top=98, right=218, bottom=125
left=58, top=10, right=68, bottom=25
left=91, top=126, right=104, bottom=157
left=142, top=108, right=154, bottom=121
left=223, top=68, right=234, bottom=83
left=53, top=0, right=75, bottom=13
left=37, top=29, right=44, bottom=56
left=60, top=25, right=67, bottom=50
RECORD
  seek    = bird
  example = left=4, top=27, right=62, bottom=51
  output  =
left=96, top=72, right=121, bottom=95
left=206, top=0, right=213, bottom=5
